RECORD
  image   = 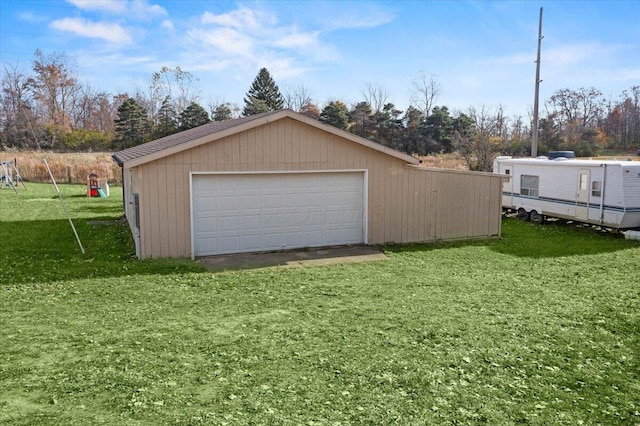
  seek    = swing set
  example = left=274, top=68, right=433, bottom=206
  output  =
left=0, top=160, right=26, bottom=193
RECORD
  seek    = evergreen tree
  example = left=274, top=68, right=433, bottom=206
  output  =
left=319, top=101, right=349, bottom=130
left=424, top=106, right=455, bottom=152
left=179, top=102, right=210, bottom=130
left=537, top=117, right=563, bottom=153
left=349, top=101, right=373, bottom=139
left=114, top=97, right=150, bottom=149
left=372, top=103, right=403, bottom=149
left=153, top=96, right=178, bottom=139
left=242, top=68, right=284, bottom=116
left=243, top=97, right=270, bottom=116
left=212, top=103, right=233, bottom=121
left=402, top=106, right=426, bottom=154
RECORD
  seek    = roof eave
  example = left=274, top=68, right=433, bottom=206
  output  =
left=112, top=153, right=124, bottom=167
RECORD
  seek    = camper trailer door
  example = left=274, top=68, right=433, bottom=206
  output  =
left=577, top=169, right=590, bottom=220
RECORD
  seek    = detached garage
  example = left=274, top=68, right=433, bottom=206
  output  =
left=113, top=109, right=504, bottom=259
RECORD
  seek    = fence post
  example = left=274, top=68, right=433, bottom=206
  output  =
left=67, top=165, right=72, bottom=184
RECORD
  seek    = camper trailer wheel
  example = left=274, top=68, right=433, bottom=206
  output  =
left=530, top=210, right=544, bottom=224
left=517, top=208, right=530, bottom=221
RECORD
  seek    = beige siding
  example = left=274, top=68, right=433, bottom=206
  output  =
left=129, top=117, right=503, bottom=258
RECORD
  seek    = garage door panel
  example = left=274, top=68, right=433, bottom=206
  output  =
left=262, top=194, right=283, bottom=208
left=219, top=196, right=242, bottom=212
left=195, top=216, right=217, bottom=229
left=218, top=216, right=240, bottom=231
left=284, top=232, right=302, bottom=246
left=218, top=237, right=240, bottom=253
left=262, top=214, right=282, bottom=229
left=192, top=172, right=365, bottom=256
left=263, top=233, right=284, bottom=248
left=240, top=234, right=263, bottom=249
left=242, top=215, right=261, bottom=231
left=242, top=195, right=261, bottom=209
left=216, top=179, right=240, bottom=190
left=343, top=209, right=364, bottom=222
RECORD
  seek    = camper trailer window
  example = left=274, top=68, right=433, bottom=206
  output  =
left=580, top=174, right=589, bottom=191
left=521, top=175, right=539, bottom=197
left=592, top=181, right=602, bottom=197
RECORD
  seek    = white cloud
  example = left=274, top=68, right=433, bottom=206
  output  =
left=544, top=43, right=599, bottom=67
left=253, top=56, right=308, bottom=79
left=50, top=17, right=132, bottom=44
left=274, top=31, right=318, bottom=49
left=161, top=20, right=175, bottom=31
left=190, top=27, right=255, bottom=57
left=66, top=0, right=127, bottom=13
left=543, top=41, right=630, bottom=68
left=201, top=7, right=269, bottom=31
left=186, top=5, right=338, bottom=77
left=17, top=11, right=49, bottom=23
left=321, top=6, right=395, bottom=30
left=65, top=0, right=167, bottom=18
left=129, top=0, right=167, bottom=18
left=79, top=51, right=155, bottom=67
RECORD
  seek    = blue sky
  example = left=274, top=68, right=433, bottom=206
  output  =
left=1, top=0, right=639, bottom=118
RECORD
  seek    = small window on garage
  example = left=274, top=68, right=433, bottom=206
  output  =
left=592, top=181, right=602, bottom=197
left=520, top=175, right=539, bottom=197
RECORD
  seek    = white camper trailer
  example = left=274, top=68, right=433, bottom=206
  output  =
left=493, top=156, right=640, bottom=229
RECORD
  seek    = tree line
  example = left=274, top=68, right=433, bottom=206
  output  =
left=1, top=51, right=639, bottom=170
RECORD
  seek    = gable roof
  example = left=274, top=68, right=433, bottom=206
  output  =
left=112, top=109, right=419, bottom=168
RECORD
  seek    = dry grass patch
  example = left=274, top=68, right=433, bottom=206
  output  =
left=417, top=153, right=468, bottom=170
left=0, top=151, right=121, bottom=184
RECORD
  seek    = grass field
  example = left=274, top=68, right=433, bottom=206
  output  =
left=1, top=183, right=639, bottom=425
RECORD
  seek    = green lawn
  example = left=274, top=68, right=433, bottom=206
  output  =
left=1, top=183, right=639, bottom=425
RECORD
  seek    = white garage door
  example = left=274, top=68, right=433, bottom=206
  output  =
left=191, top=171, right=366, bottom=256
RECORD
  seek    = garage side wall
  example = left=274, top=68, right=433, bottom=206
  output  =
left=130, top=118, right=502, bottom=258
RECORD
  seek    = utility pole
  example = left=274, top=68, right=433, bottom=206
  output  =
left=532, top=7, right=543, bottom=157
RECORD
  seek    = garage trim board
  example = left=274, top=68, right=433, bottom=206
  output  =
left=190, top=170, right=368, bottom=258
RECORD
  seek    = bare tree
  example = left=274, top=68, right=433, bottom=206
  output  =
left=411, top=71, right=440, bottom=117
left=547, top=87, right=604, bottom=128
left=453, top=105, right=501, bottom=171
left=148, top=66, right=200, bottom=121
left=545, top=87, right=605, bottom=153
left=72, top=85, right=117, bottom=133
left=1, top=63, right=39, bottom=148
left=282, top=84, right=312, bottom=112
left=601, top=86, right=640, bottom=150
left=27, top=49, right=80, bottom=133
left=361, top=82, right=388, bottom=113
left=507, top=114, right=530, bottom=156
